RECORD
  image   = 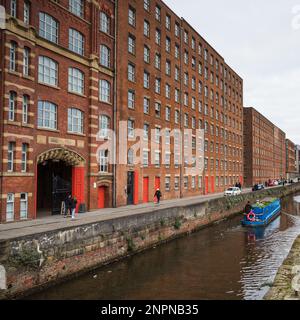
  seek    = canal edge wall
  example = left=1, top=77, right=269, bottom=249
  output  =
left=1, top=183, right=300, bottom=299
left=264, top=235, right=300, bottom=300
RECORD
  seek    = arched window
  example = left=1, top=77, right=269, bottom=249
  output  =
left=69, top=0, right=84, bottom=18
left=99, top=115, right=110, bottom=138
left=38, top=56, right=58, bottom=86
left=22, top=95, right=29, bottom=124
left=100, top=45, right=110, bottom=68
left=68, top=108, right=84, bottom=134
left=9, top=41, right=17, bottom=71
left=8, top=91, right=17, bottom=121
left=100, top=12, right=110, bottom=34
left=38, top=101, right=57, bottom=129
left=68, top=68, right=84, bottom=94
left=99, top=80, right=111, bottom=103
left=39, top=12, right=58, bottom=43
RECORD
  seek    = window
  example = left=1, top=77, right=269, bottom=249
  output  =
left=100, top=12, right=110, bottom=34
left=99, top=150, right=108, bottom=173
left=175, top=88, right=180, bottom=103
left=143, top=97, right=150, bottom=114
left=21, top=143, right=28, bottom=172
left=127, top=63, right=136, bottom=82
left=22, top=95, right=29, bottom=124
left=155, top=6, right=161, bottom=21
left=175, top=66, right=179, bottom=81
left=128, top=35, right=135, bottom=54
left=8, top=91, right=16, bottom=121
left=175, top=44, right=180, bottom=59
left=166, top=15, right=171, bottom=30
left=144, top=71, right=150, bottom=89
left=175, top=110, right=180, bottom=124
left=154, top=151, right=160, bottom=167
left=165, top=60, right=171, bottom=76
left=39, top=12, right=58, bottom=44
left=165, top=177, right=171, bottom=191
left=175, top=177, right=179, bottom=190
left=184, top=30, right=188, bottom=44
left=69, top=28, right=84, bottom=55
left=99, top=115, right=109, bottom=138
left=38, top=56, right=58, bottom=86
left=166, top=106, right=171, bottom=121
left=155, top=29, right=161, bottom=46
left=6, top=194, right=15, bottom=222
left=128, top=7, right=136, bottom=26
left=155, top=78, right=161, bottom=94
left=128, top=90, right=135, bottom=109
left=175, top=23, right=180, bottom=37
left=9, top=41, right=17, bottom=72
left=68, top=67, right=84, bottom=94
left=184, top=177, right=188, bottom=189
left=144, top=46, right=150, bottom=63
left=144, top=0, right=150, bottom=11
left=99, top=80, right=111, bottom=103
left=38, top=101, right=57, bottom=129
left=143, top=150, right=149, bottom=167
left=166, top=37, right=171, bottom=52
left=100, top=45, right=110, bottom=68
left=7, top=142, right=15, bottom=172
left=184, top=113, right=188, bottom=127
left=165, top=84, right=171, bottom=99
left=23, top=47, right=30, bottom=76
left=10, top=0, right=17, bottom=18
left=24, top=1, right=30, bottom=24
left=20, top=193, right=28, bottom=220
left=69, top=0, right=83, bottom=18
left=155, top=103, right=161, bottom=118
left=68, top=108, right=83, bottom=134
left=143, top=123, right=149, bottom=140
left=144, top=20, right=150, bottom=37
left=128, top=149, right=134, bottom=165
left=155, top=54, right=161, bottom=69
left=128, top=119, right=135, bottom=138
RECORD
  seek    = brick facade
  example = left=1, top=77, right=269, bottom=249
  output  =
left=286, top=139, right=297, bottom=179
left=0, top=0, right=243, bottom=223
left=0, top=0, right=115, bottom=222
left=115, top=0, right=244, bottom=207
left=243, top=107, right=286, bottom=187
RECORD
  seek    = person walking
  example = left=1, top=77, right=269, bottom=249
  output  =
left=154, top=188, right=162, bottom=204
left=64, top=194, right=72, bottom=218
left=244, top=201, right=253, bottom=214
left=71, top=196, right=78, bottom=220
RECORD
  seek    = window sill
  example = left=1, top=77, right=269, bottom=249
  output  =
left=68, top=91, right=87, bottom=98
left=38, top=82, right=60, bottom=90
left=37, top=127, right=60, bottom=133
left=67, top=132, right=86, bottom=137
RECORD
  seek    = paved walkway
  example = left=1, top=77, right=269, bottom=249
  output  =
left=0, top=187, right=255, bottom=240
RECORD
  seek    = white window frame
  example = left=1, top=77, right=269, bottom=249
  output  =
left=68, top=67, right=84, bottom=95
left=6, top=193, right=15, bottom=222
left=21, top=143, right=28, bottom=172
left=38, top=56, right=58, bottom=86
left=68, top=108, right=84, bottom=134
left=20, top=193, right=28, bottom=220
left=39, top=12, right=58, bottom=44
left=69, top=0, right=84, bottom=18
left=22, top=95, right=29, bottom=124
left=37, top=101, right=57, bottom=130
left=69, top=28, right=84, bottom=55
left=99, top=80, right=111, bottom=103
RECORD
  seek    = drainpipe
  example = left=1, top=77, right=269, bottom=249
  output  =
left=112, top=0, right=118, bottom=208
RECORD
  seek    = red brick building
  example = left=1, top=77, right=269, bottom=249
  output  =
left=115, top=0, right=244, bottom=207
left=286, top=139, right=297, bottom=180
left=243, top=107, right=286, bottom=187
left=0, top=0, right=243, bottom=223
left=0, top=0, right=115, bottom=222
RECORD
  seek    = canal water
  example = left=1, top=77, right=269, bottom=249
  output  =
left=28, top=193, right=300, bottom=300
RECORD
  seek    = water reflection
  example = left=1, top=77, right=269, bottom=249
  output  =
left=27, top=193, right=300, bottom=300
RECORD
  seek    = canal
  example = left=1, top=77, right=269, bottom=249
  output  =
left=27, top=193, right=300, bottom=300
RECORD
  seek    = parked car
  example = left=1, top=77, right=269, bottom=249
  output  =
left=224, top=187, right=241, bottom=197
left=252, top=184, right=265, bottom=192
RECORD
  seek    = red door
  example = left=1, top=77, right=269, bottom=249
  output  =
left=72, top=167, right=85, bottom=212
left=155, top=177, right=160, bottom=190
left=205, top=177, right=209, bottom=195
left=98, top=187, right=105, bottom=209
left=211, top=176, right=215, bottom=193
left=143, top=177, right=149, bottom=203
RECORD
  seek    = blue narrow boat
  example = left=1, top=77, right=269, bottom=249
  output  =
left=241, top=197, right=281, bottom=227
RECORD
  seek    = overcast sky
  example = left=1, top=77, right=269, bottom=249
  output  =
left=165, top=0, right=300, bottom=144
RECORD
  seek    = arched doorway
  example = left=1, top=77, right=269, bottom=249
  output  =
left=36, top=148, right=85, bottom=217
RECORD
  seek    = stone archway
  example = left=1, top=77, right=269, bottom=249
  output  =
left=37, top=148, right=85, bottom=166
left=36, top=148, right=85, bottom=217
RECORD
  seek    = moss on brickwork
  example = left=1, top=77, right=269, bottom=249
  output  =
left=9, top=247, right=41, bottom=270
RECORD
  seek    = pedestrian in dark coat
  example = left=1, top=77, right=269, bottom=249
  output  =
left=64, top=195, right=72, bottom=218
left=154, top=189, right=162, bottom=204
